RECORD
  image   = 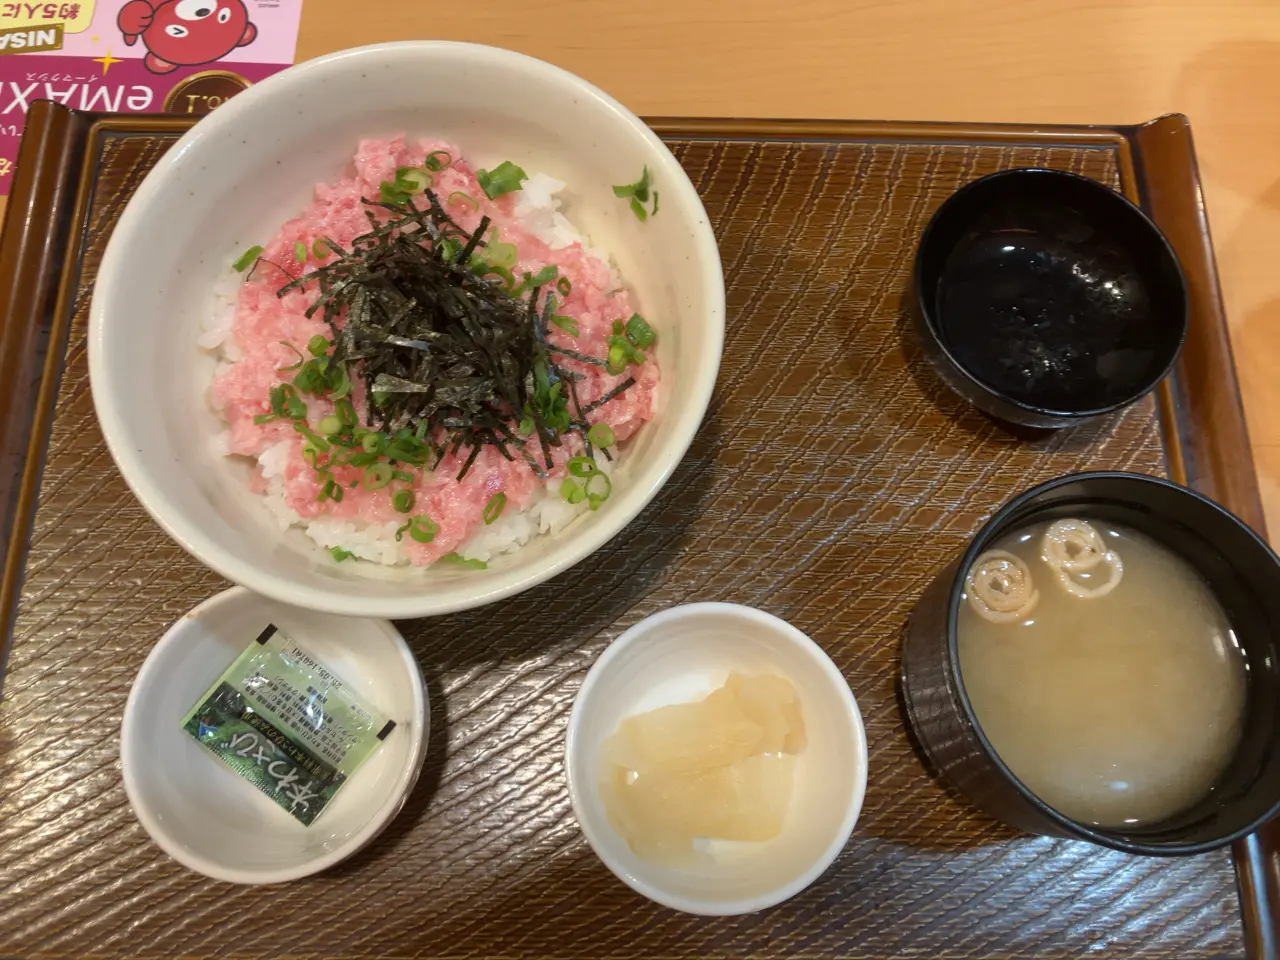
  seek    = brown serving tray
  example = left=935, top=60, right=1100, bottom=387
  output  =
left=0, top=103, right=1275, bottom=959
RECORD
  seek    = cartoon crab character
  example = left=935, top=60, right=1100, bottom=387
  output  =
left=118, top=0, right=258, bottom=75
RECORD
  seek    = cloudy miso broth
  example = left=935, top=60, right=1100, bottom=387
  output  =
left=957, top=519, right=1247, bottom=828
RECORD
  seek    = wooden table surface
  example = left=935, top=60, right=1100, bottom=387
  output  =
left=30, top=0, right=1280, bottom=529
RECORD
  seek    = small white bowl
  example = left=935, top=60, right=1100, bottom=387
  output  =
left=89, top=41, right=724, bottom=619
left=120, top=586, right=428, bottom=884
left=565, top=603, right=867, bottom=915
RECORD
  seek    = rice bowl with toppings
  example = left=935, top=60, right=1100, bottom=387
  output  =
left=90, top=40, right=723, bottom=618
left=202, top=137, right=661, bottom=570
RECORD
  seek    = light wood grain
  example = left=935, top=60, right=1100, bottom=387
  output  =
left=29, top=0, right=1280, bottom=528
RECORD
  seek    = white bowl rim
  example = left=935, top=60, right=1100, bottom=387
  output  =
left=564, top=602, right=869, bottom=915
left=119, top=585, right=429, bottom=884
left=88, top=40, right=725, bottom=620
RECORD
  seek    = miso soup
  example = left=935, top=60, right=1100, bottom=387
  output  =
left=957, top=519, right=1246, bottom=828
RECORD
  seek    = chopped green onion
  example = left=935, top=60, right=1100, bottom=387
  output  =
left=527, top=265, right=558, bottom=287
left=348, top=451, right=378, bottom=468
left=408, top=515, right=438, bottom=544
left=559, top=477, right=584, bottom=505
left=379, top=180, right=409, bottom=205
left=253, top=413, right=277, bottom=425
left=587, top=423, right=615, bottom=448
left=585, top=471, right=613, bottom=510
left=652, top=190, right=660, bottom=216
left=612, top=319, right=624, bottom=335
left=282, top=390, right=307, bottom=420
left=518, top=416, right=534, bottom=437
left=614, top=167, right=656, bottom=220
left=317, top=415, right=343, bottom=436
left=268, top=384, right=287, bottom=416
left=483, top=492, right=506, bottom=525
left=441, top=552, right=488, bottom=570
left=475, top=160, right=527, bottom=200
left=551, top=315, right=579, bottom=337
left=447, top=191, right=478, bottom=213
left=567, top=456, right=597, bottom=479
left=232, top=245, right=263, bottom=272
left=392, top=488, right=415, bottom=513
left=392, top=470, right=414, bottom=482
left=276, top=341, right=305, bottom=371
left=395, top=166, right=431, bottom=194
left=625, top=313, right=656, bottom=349
left=361, top=432, right=384, bottom=454
left=318, top=475, right=343, bottom=502
left=425, top=150, right=453, bottom=172
left=476, top=262, right=517, bottom=290
left=293, top=240, right=307, bottom=263
left=335, top=398, right=357, bottom=427
left=556, top=277, right=572, bottom=297
left=308, top=335, right=329, bottom=358
left=330, top=546, right=353, bottom=562
left=326, top=361, right=352, bottom=401
left=612, top=166, right=650, bottom=201
left=394, top=521, right=410, bottom=542
left=606, top=343, right=628, bottom=375
left=313, top=238, right=329, bottom=258
left=484, top=235, right=518, bottom=270
left=294, top=421, right=330, bottom=451
left=364, top=463, right=393, bottom=490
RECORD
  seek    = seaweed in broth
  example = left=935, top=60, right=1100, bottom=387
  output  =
left=958, top=520, right=1246, bottom=828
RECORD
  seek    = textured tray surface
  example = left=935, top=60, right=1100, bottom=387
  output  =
left=0, top=130, right=1244, bottom=958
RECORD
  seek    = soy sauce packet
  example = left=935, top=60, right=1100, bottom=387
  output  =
left=181, top=624, right=395, bottom=826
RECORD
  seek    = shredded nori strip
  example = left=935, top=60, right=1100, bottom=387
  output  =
left=273, top=190, right=638, bottom=479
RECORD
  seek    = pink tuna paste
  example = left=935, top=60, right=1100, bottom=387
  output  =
left=209, top=137, right=659, bottom=566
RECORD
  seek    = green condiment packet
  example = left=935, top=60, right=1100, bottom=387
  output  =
left=181, top=624, right=395, bottom=826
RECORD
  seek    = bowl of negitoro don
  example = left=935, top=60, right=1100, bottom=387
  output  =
left=88, top=41, right=725, bottom=619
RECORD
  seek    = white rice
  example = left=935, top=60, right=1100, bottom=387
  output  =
left=206, top=173, right=626, bottom=568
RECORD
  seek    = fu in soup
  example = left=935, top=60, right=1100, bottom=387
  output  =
left=957, top=519, right=1247, bottom=828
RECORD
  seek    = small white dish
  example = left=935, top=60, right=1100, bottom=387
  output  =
left=120, top=586, right=428, bottom=884
left=565, top=603, right=867, bottom=915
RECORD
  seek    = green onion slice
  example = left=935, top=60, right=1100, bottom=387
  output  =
left=276, top=341, right=304, bottom=371
left=317, top=415, right=343, bottom=437
left=425, top=150, right=453, bottom=172
left=484, top=235, right=518, bottom=270
left=364, top=463, right=393, bottom=490
left=395, top=166, right=431, bottom=194
left=527, top=265, right=558, bottom=287
left=441, top=552, right=488, bottom=570
left=566, top=455, right=597, bottom=479
left=330, top=546, right=353, bottom=562
left=483, top=492, right=506, bottom=525
left=556, top=276, right=572, bottom=297
left=232, top=245, right=263, bottom=272
left=335, top=398, right=357, bottom=427
left=313, top=238, right=329, bottom=258
left=293, top=240, right=307, bottom=263
left=629, top=196, right=647, bottom=222
left=585, top=471, right=613, bottom=510
left=361, top=432, right=384, bottom=454
left=625, top=313, right=656, bottom=349
left=606, top=343, right=628, bottom=375
left=447, top=191, right=478, bottom=212
left=408, top=515, right=438, bottom=544
left=587, top=423, right=615, bottom=448
left=550, top=315, right=579, bottom=337
left=475, top=160, right=527, bottom=200
left=652, top=190, right=660, bottom=216
left=307, top=335, right=329, bottom=358
left=392, top=488, right=415, bottom=513
left=559, top=477, right=586, bottom=505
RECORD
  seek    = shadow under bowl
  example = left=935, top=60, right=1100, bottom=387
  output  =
left=913, top=169, right=1189, bottom=429
left=901, top=472, right=1280, bottom=855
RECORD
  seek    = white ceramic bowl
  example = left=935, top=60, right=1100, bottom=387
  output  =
left=120, top=586, right=428, bottom=884
left=89, top=41, right=724, bottom=619
left=565, top=603, right=867, bottom=915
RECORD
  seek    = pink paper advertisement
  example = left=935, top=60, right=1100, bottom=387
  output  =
left=0, top=0, right=304, bottom=194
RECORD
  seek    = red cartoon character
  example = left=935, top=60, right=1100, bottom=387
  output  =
left=118, top=0, right=257, bottom=75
